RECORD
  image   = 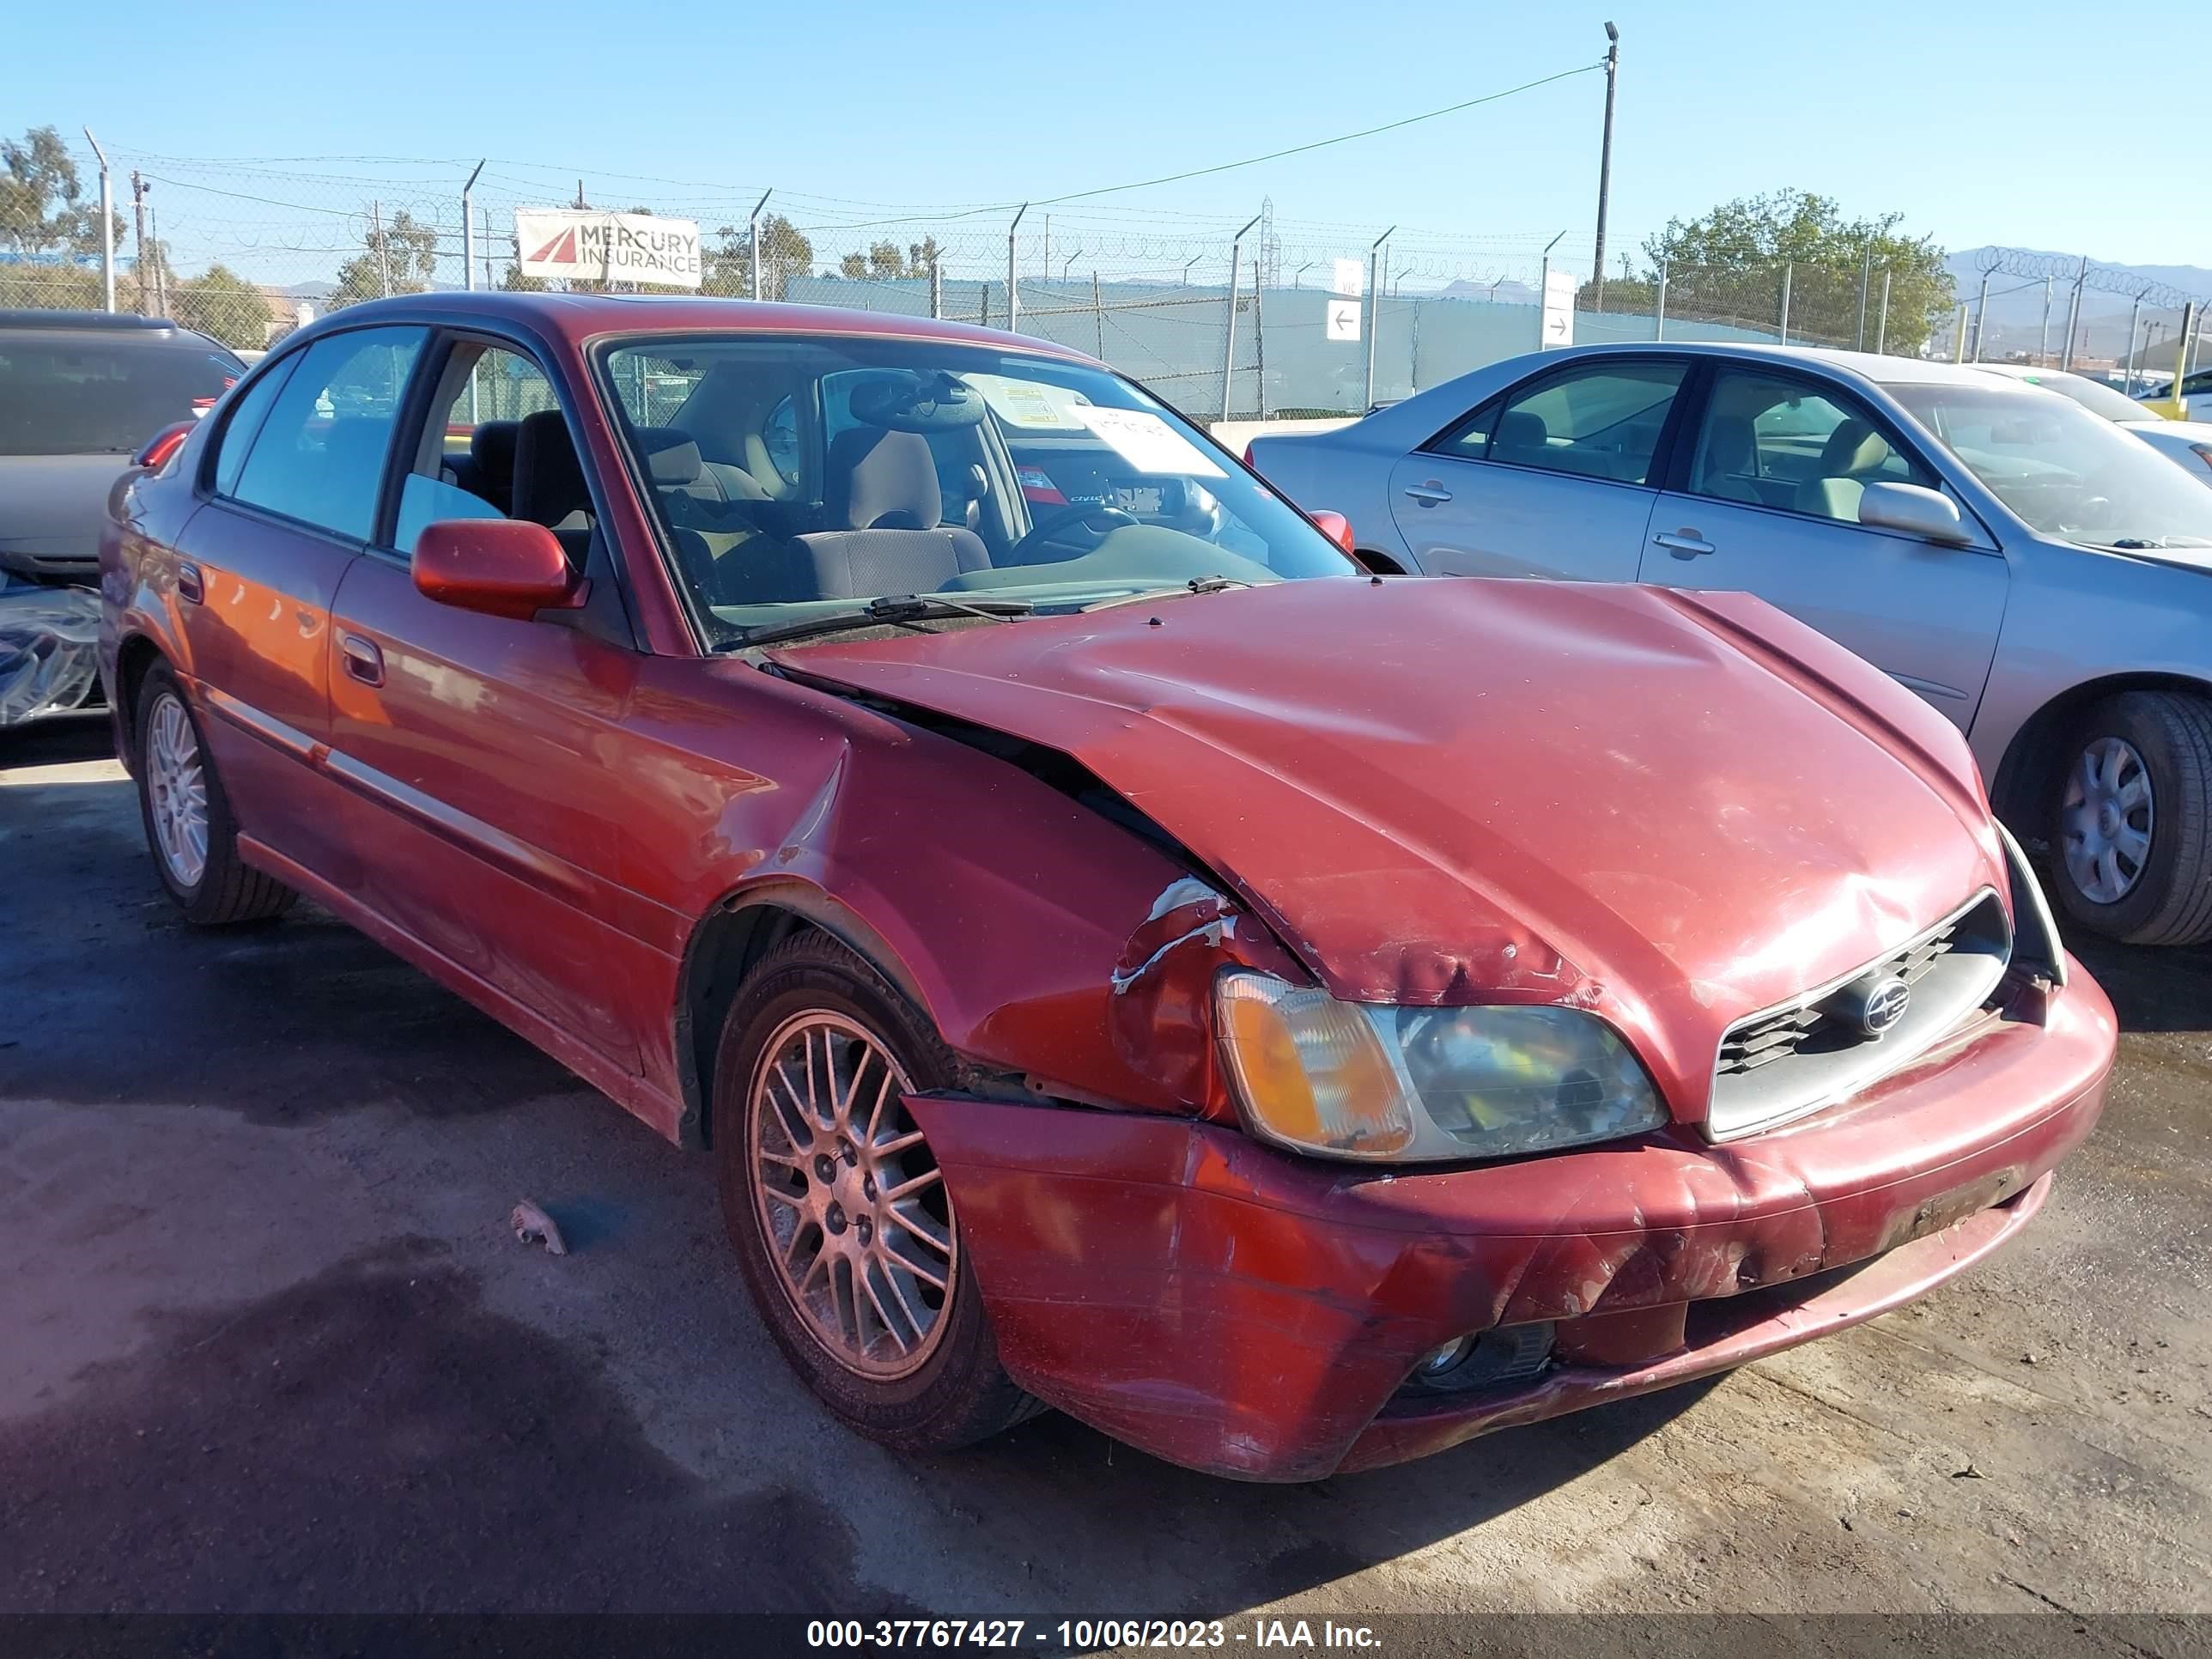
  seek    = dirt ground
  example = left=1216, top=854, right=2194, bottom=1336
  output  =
left=3, top=717, right=2207, bottom=1629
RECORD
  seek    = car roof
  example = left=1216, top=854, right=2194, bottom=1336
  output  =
left=287, top=290, right=1097, bottom=363
left=1539, top=337, right=2029, bottom=389
left=0, top=308, right=230, bottom=349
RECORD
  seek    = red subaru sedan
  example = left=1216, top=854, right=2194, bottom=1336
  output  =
left=100, top=294, right=2114, bottom=1480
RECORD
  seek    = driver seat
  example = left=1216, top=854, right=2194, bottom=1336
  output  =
left=793, top=428, right=992, bottom=599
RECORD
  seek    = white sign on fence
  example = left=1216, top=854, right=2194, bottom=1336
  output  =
left=1329, top=258, right=1364, bottom=300
left=1540, top=265, right=1577, bottom=349
left=1325, top=297, right=1362, bottom=343
left=514, top=210, right=703, bottom=289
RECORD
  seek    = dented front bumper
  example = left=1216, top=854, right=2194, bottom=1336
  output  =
left=909, top=967, right=2114, bottom=1482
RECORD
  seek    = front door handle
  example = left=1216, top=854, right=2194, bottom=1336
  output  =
left=339, top=632, right=385, bottom=688
left=177, top=562, right=204, bottom=605
left=1401, top=482, right=1454, bottom=507
left=1653, top=530, right=1717, bottom=558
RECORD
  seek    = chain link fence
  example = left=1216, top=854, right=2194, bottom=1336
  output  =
left=19, top=140, right=2190, bottom=422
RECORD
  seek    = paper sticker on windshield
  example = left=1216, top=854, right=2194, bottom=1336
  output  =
left=963, top=374, right=1090, bottom=429
left=1071, top=406, right=1226, bottom=477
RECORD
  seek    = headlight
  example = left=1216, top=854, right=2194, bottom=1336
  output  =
left=1216, top=971, right=1667, bottom=1162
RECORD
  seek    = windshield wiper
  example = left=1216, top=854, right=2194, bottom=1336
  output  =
left=2109, top=537, right=2212, bottom=550
left=731, top=593, right=1033, bottom=649
left=1082, top=574, right=1259, bottom=611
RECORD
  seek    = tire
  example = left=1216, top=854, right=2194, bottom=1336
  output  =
left=713, top=931, right=1036, bottom=1451
left=133, top=662, right=297, bottom=927
left=2046, top=690, right=2212, bottom=946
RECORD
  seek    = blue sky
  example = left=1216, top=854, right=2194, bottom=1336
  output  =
left=15, top=0, right=2204, bottom=279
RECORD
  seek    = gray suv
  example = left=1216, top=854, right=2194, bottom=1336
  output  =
left=0, top=309, right=243, bottom=582
left=1249, top=342, right=2212, bottom=945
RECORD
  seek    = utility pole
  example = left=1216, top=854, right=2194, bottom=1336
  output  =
left=1971, top=269, right=1991, bottom=361
left=2038, top=276, right=2053, bottom=366
left=84, top=129, right=114, bottom=313
left=130, top=170, right=150, bottom=316
left=1856, top=242, right=1874, bottom=349
left=748, top=190, right=772, bottom=301
left=1778, top=261, right=1792, bottom=344
left=1875, top=270, right=1891, bottom=355
left=149, top=202, right=167, bottom=317
left=482, top=205, right=494, bottom=291
left=1251, top=252, right=1267, bottom=421
left=1591, top=21, right=1620, bottom=309
left=2124, top=295, right=2143, bottom=389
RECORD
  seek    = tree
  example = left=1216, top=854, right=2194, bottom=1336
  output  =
left=0, top=124, right=126, bottom=309
left=1583, top=189, right=1954, bottom=356
left=836, top=237, right=942, bottom=283
left=331, top=207, right=441, bottom=306
left=702, top=214, right=812, bottom=299
left=172, top=264, right=271, bottom=349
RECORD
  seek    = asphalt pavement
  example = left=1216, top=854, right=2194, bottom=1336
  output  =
left=3, top=718, right=2207, bottom=1632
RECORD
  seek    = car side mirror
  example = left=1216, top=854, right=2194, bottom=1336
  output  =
left=1857, top=482, right=1972, bottom=546
left=413, top=520, right=585, bottom=620
left=1309, top=509, right=1358, bottom=556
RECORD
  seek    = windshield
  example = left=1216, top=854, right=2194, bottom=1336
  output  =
left=1999, top=370, right=2155, bottom=425
left=0, top=337, right=241, bottom=456
left=1886, top=381, right=2212, bottom=550
left=599, top=334, right=1358, bottom=643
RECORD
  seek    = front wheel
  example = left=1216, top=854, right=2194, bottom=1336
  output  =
left=2047, top=690, right=2212, bottom=945
left=713, top=932, right=1035, bottom=1450
left=133, top=663, right=296, bottom=927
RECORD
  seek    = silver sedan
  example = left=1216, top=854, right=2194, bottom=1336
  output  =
left=1248, top=342, right=2212, bottom=945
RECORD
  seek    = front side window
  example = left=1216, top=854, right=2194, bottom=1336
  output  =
left=0, top=338, right=242, bottom=458
left=1888, top=381, right=2212, bottom=550
left=225, top=327, right=426, bottom=541
left=392, top=342, right=563, bottom=555
left=598, top=334, right=1358, bottom=645
left=1688, top=369, right=1932, bottom=523
left=1482, top=361, right=1686, bottom=486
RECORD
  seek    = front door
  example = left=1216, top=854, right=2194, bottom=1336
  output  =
left=322, top=335, right=652, bottom=1073
left=171, top=325, right=428, bottom=876
left=1385, top=356, right=1688, bottom=581
left=1639, top=364, right=2009, bottom=731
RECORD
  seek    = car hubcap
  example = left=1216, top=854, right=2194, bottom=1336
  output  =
left=749, top=1012, right=956, bottom=1379
left=2061, top=735, right=2153, bottom=905
left=146, top=693, right=209, bottom=889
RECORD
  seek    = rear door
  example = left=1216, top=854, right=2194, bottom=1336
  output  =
left=1638, top=363, right=2008, bottom=730
left=170, top=325, right=427, bottom=875
left=323, top=332, right=648, bottom=1073
left=1384, top=356, right=1689, bottom=580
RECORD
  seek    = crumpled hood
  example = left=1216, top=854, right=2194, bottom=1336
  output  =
left=775, top=577, right=2006, bottom=1111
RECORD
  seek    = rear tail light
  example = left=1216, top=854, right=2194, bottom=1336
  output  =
left=136, top=422, right=195, bottom=473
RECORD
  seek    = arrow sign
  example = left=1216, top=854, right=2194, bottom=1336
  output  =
left=1326, top=298, right=1361, bottom=342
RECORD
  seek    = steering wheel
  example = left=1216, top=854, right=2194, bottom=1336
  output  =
left=1009, top=503, right=1139, bottom=564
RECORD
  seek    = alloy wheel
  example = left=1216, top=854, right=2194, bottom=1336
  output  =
left=146, top=692, right=210, bottom=889
left=748, top=1011, right=957, bottom=1379
left=2061, top=735, right=2154, bottom=904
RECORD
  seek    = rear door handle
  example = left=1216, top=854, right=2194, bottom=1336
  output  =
left=339, top=632, right=385, bottom=688
left=1401, top=483, right=1454, bottom=507
left=1653, top=530, right=1717, bottom=558
left=177, top=562, right=204, bottom=605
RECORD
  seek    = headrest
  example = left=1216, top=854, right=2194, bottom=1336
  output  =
left=470, top=420, right=520, bottom=482
left=511, top=410, right=591, bottom=528
left=1494, top=410, right=1549, bottom=453
left=1819, top=417, right=1891, bottom=477
left=636, top=426, right=704, bottom=486
left=833, top=428, right=940, bottom=531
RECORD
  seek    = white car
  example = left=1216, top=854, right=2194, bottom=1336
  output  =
left=1246, top=341, right=2212, bottom=945
left=1972, top=364, right=2212, bottom=489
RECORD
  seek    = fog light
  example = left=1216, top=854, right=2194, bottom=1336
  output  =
left=1405, top=1322, right=1556, bottom=1394
left=1417, top=1334, right=1478, bottom=1377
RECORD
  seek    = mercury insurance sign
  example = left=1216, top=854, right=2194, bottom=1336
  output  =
left=514, top=210, right=703, bottom=289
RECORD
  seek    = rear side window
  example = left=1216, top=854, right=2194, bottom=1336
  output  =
left=0, top=338, right=241, bottom=458
left=225, top=327, right=426, bottom=541
left=212, top=356, right=299, bottom=496
left=1485, top=361, right=1686, bottom=486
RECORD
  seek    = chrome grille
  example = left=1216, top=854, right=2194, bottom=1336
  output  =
left=1707, top=891, right=2012, bottom=1140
